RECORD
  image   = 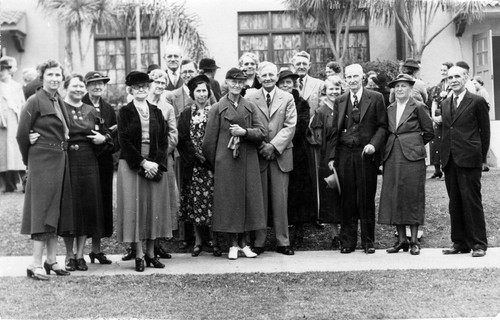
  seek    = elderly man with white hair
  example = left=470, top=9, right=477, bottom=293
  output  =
left=291, top=51, right=324, bottom=116
left=327, top=63, right=388, bottom=254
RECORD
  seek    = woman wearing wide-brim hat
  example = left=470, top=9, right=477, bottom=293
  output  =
left=378, top=74, right=434, bottom=255
left=116, top=71, right=173, bottom=272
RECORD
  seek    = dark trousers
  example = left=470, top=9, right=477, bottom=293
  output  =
left=0, top=171, right=23, bottom=192
left=443, top=157, right=487, bottom=251
left=336, top=147, right=378, bottom=250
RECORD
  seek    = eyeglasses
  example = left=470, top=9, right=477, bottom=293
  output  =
left=227, top=80, right=246, bottom=87
left=153, top=80, right=167, bottom=86
left=131, top=84, right=149, bottom=91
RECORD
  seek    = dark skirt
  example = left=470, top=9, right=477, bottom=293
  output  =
left=96, top=153, right=114, bottom=238
left=379, top=141, right=426, bottom=225
left=317, top=152, right=341, bottom=224
left=68, top=143, right=105, bottom=237
left=429, top=123, right=442, bottom=166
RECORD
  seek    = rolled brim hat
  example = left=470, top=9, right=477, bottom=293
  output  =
left=125, top=71, right=153, bottom=86
left=278, top=70, right=300, bottom=83
left=324, top=167, right=341, bottom=195
left=388, top=73, right=416, bottom=88
left=187, top=74, right=210, bottom=92
left=226, top=67, right=247, bottom=80
left=84, top=71, right=110, bottom=85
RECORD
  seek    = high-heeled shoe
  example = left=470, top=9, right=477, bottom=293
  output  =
left=44, top=261, right=70, bottom=276
left=239, top=245, right=257, bottom=258
left=135, top=257, right=145, bottom=272
left=75, top=258, right=88, bottom=271
left=212, top=246, right=222, bottom=257
left=386, top=240, right=409, bottom=253
left=65, top=257, right=76, bottom=271
left=154, top=246, right=172, bottom=259
left=89, top=252, right=112, bottom=264
left=191, top=245, right=202, bottom=257
left=144, top=255, right=165, bottom=268
left=122, top=246, right=136, bottom=261
left=410, top=242, right=421, bottom=255
left=27, top=266, right=49, bottom=281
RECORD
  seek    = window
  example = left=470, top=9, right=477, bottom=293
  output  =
left=238, top=11, right=369, bottom=78
left=94, top=24, right=160, bottom=106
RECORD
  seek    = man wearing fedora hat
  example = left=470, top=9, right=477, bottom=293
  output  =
left=199, top=58, right=222, bottom=102
left=389, top=59, right=428, bottom=104
left=81, top=71, right=117, bottom=263
left=327, top=63, right=388, bottom=254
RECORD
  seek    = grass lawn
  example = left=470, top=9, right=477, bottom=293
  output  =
left=1, top=167, right=499, bottom=256
left=1, top=269, right=500, bottom=319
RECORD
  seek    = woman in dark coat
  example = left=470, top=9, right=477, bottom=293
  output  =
left=378, top=74, right=434, bottom=255
left=202, top=68, right=266, bottom=260
left=17, top=59, right=72, bottom=280
left=82, top=71, right=117, bottom=264
left=116, top=71, right=172, bottom=272
left=310, top=76, right=343, bottom=249
left=276, top=70, right=314, bottom=247
left=177, top=75, right=216, bottom=257
left=61, top=74, right=110, bottom=272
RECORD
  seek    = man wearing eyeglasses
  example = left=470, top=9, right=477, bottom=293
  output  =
left=164, top=44, right=183, bottom=91
left=327, top=63, right=388, bottom=254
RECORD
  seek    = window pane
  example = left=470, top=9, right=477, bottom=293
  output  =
left=273, top=34, right=301, bottom=67
left=239, top=13, right=268, bottom=30
left=272, top=12, right=300, bottom=29
left=239, top=35, right=269, bottom=61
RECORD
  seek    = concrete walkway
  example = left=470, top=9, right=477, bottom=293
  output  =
left=1, top=247, right=499, bottom=277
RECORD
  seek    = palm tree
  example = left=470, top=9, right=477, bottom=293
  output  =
left=368, top=0, right=487, bottom=60
left=283, top=0, right=365, bottom=68
left=38, top=0, right=115, bottom=72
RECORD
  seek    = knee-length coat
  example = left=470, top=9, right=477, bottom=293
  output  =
left=202, top=95, right=266, bottom=233
left=17, top=89, right=73, bottom=235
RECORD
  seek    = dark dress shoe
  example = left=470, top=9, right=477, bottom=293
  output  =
left=410, top=242, right=420, bottom=255
left=442, top=247, right=471, bottom=255
left=429, top=172, right=443, bottom=179
left=212, top=246, right=222, bottom=257
left=276, top=246, right=294, bottom=255
left=340, top=247, right=354, bottom=254
left=386, top=241, right=409, bottom=253
left=472, top=249, right=486, bottom=257
left=27, top=267, right=49, bottom=281
left=191, top=245, right=202, bottom=257
left=65, top=258, right=77, bottom=271
left=44, top=261, right=70, bottom=276
left=89, top=252, right=112, bottom=264
left=145, top=255, right=165, bottom=268
left=122, top=247, right=136, bottom=261
left=364, top=247, right=376, bottom=254
left=252, top=247, right=265, bottom=255
left=75, top=258, right=88, bottom=271
left=154, top=246, right=172, bottom=259
left=135, top=258, right=145, bottom=272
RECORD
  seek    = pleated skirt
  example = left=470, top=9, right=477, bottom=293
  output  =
left=116, top=159, right=174, bottom=242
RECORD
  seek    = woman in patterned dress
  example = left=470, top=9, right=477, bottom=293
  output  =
left=177, top=75, right=216, bottom=257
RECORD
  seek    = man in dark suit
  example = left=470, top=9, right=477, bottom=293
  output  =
left=440, top=66, right=490, bottom=257
left=246, top=61, right=297, bottom=255
left=164, top=44, right=183, bottom=91
left=327, top=63, right=388, bottom=254
left=199, top=58, right=222, bottom=101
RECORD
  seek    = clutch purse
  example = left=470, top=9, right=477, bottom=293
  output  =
left=138, top=167, right=163, bottom=182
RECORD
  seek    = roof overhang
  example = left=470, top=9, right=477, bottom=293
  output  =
left=0, top=11, right=27, bottom=52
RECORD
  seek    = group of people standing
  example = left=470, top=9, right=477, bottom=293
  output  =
left=6, top=43, right=490, bottom=281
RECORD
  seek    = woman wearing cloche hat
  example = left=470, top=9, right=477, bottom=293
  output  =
left=378, top=74, right=434, bottom=256
left=116, top=71, right=173, bottom=272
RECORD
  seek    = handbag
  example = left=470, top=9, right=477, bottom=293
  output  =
left=138, top=167, right=163, bottom=182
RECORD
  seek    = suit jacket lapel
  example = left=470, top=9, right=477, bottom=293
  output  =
left=302, top=77, right=313, bottom=100
left=254, top=91, right=270, bottom=120
left=453, top=93, right=472, bottom=123
left=397, top=99, right=417, bottom=130
left=269, top=90, right=284, bottom=117
left=387, top=103, right=397, bottom=132
left=359, top=90, right=370, bottom=122
left=337, top=95, right=348, bottom=129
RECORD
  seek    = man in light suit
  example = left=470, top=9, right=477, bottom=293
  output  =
left=327, top=64, right=388, bottom=254
left=441, top=66, right=490, bottom=258
left=246, top=61, right=297, bottom=255
left=164, top=44, right=183, bottom=91
left=292, top=51, right=324, bottom=116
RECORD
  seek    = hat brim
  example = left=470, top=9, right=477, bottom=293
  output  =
left=324, top=167, right=341, bottom=195
left=388, top=79, right=415, bottom=88
left=86, top=77, right=110, bottom=85
left=226, top=76, right=247, bottom=81
left=278, top=74, right=300, bottom=83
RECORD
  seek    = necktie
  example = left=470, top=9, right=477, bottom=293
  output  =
left=266, top=93, right=271, bottom=107
left=351, top=94, right=360, bottom=124
left=299, top=77, right=304, bottom=91
left=51, top=97, right=70, bottom=139
left=451, top=96, right=458, bottom=118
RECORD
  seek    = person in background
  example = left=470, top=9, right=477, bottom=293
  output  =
left=310, top=76, right=343, bottom=249
left=22, top=65, right=43, bottom=100
left=164, top=44, right=183, bottom=91
left=17, top=59, right=72, bottom=280
left=364, top=70, right=378, bottom=89
left=177, top=75, right=218, bottom=257
left=202, top=68, right=266, bottom=260
left=199, top=58, right=222, bottom=101
left=390, top=59, right=428, bottom=103
left=292, top=51, right=324, bottom=117
left=81, top=71, right=116, bottom=265
left=247, top=62, right=297, bottom=256
left=0, top=56, right=26, bottom=193
left=371, top=73, right=391, bottom=107
left=327, top=64, right=388, bottom=254
left=325, top=61, right=342, bottom=79
left=21, top=67, right=38, bottom=99
left=455, top=61, right=476, bottom=93
left=472, top=76, right=490, bottom=108
left=441, top=66, right=490, bottom=258
left=429, top=62, right=453, bottom=180
left=117, top=71, right=173, bottom=271
left=378, top=74, right=434, bottom=256
left=221, top=52, right=262, bottom=97
left=276, top=69, right=314, bottom=248
left=60, top=74, right=110, bottom=272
